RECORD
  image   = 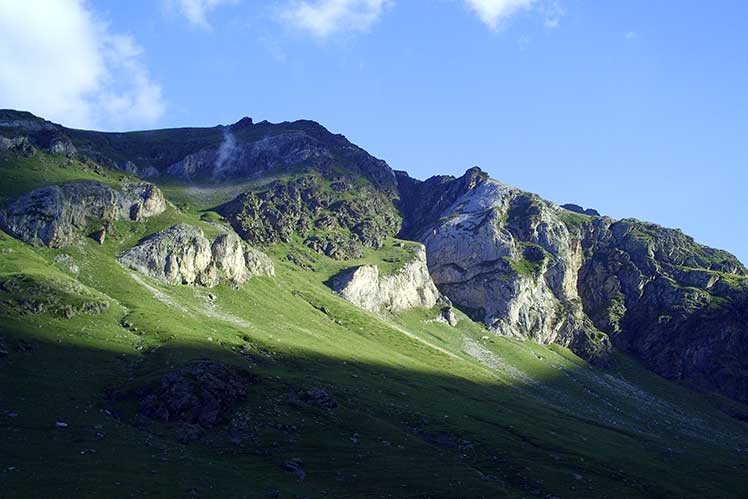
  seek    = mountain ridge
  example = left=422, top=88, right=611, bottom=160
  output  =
left=2, top=109, right=748, bottom=497
left=2, top=108, right=747, bottom=404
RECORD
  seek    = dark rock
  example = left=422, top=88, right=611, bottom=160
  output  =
left=281, top=458, right=306, bottom=480
left=298, top=388, right=338, bottom=409
left=134, top=360, right=257, bottom=427
left=439, top=306, right=459, bottom=327
left=176, top=423, right=204, bottom=443
left=396, top=166, right=489, bottom=239
left=561, top=203, right=600, bottom=217
left=229, top=117, right=254, bottom=129
left=561, top=203, right=585, bottom=214
left=90, top=228, right=106, bottom=245
left=579, top=217, right=748, bottom=402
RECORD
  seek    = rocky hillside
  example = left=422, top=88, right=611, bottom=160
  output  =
left=0, top=109, right=397, bottom=191
left=2, top=109, right=748, bottom=498
left=399, top=167, right=748, bottom=401
left=217, top=175, right=401, bottom=260
left=1, top=109, right=747, bottom=406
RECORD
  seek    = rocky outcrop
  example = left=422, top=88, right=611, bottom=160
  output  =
left=131, top=360, right=257, bottom=427
left=399, top=167, right=748, bottom=397
left=118, top=224, right=274, bottom=287
left=400, top=169, right=611, bottom=364
left=0, top=273, right=109, bottom=318
left=0, top=181, right=166, bottom=248
left=580, top=217, right=748, bottom=402
left=218, top=175, right=401, bottom=260
left=329, top=245, right=442, bottom=313
left=561, top=203, right=600, bottom=217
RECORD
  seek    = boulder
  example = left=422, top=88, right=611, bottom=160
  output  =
left=438, top=306, right=459, bottom=327
left=118, top=224, right=274, bottom=287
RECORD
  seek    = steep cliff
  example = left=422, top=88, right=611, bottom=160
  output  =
left=580, top=217, right=748, bottom=402
left=399, top=167, right=748, bottom=398
left=399, top=169, right=611, bottom=364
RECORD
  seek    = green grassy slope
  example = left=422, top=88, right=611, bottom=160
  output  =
left=1, top=154, right=748, bottom=498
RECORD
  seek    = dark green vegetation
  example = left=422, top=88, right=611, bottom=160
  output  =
left=2, top=112, right=748, bottom=498
left=217, top=175, right=401, bottom=260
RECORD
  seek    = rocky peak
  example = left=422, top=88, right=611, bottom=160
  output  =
left=0, top=109, right=60, bottom=133
left=229, top=116, right=254, bottom=129
left=0, top=109, right=76, bottom=156
left=396, top=167, right=490, bottom=239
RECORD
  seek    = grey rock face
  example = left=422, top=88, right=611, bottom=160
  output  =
left=0, top=136, right=33, bottom=154
left=404, top=171, right=610, bottom=364
left=0, top=181, right=166, bottom=248
left=330, top=245, right=442, bottom=314
left=580, top=217, right=748, bottom=402
left=168, top=130, right=334, bottom=181
left=118, top=224, right=274, bottom=287
left=400, top=167, right=748, bottom=398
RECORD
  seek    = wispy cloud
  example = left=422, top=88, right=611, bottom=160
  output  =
left=625, top=31, right=638, bottom=40
left=0, top=0, right=164, bottom=129
left=463, top=0, right=535, bottom=30
left=281, top=0, right=392, bottom=39
left=462, top=0, right=565, bottom=30
left=171, top=0, right=239, bottom=29
left=539, top=0, right=564, bottom=28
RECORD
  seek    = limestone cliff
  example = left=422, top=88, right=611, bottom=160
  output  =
left=118, top=224, right=274, bottom=287
left=329, top=245, right=443, bottom=314
left=400, top=169, right=610, bottom=364
left=399, top=167, right=748, bottom=398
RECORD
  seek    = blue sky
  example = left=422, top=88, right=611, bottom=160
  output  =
left=1, top=0, right=746, bottom=262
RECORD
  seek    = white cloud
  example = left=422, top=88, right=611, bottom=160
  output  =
left=0, top=0, right=164, bottom=130
left=172, top=0, right=238, bottom=29
left=463, top=0, right=535, bottom=30
left=625, top=31, right=638, bottom=40
left=281, top=0, right=392, bottom=38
